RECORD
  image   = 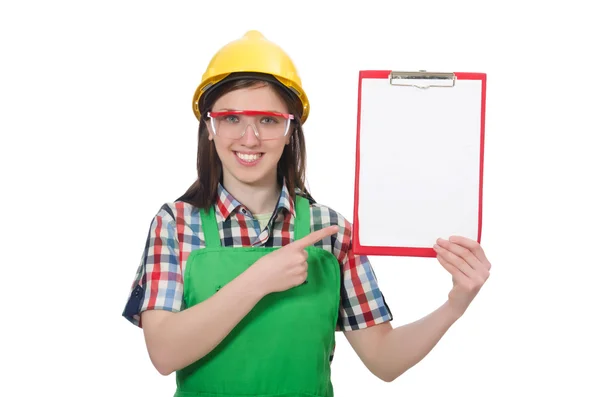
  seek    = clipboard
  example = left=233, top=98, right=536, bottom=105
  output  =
left=352, top=70, right=487, bottom=257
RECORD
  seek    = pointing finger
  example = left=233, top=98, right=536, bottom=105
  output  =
left=292, top=225, right=339, bottom=249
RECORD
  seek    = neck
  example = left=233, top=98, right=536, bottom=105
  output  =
left=222, top=175, right=282, bottom=215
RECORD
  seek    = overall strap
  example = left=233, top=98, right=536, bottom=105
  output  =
left=199, top=204, right=221, bottom=248
left=294, top=194, right=311, bottom=240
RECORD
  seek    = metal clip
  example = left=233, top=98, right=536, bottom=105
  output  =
left=389, top=70, right=456, bottom=89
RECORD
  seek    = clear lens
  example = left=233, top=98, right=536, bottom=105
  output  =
left=210, top=112, right=291, bottom=140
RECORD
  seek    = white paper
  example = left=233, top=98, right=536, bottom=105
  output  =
left=357, top=77, right=482, bottom=248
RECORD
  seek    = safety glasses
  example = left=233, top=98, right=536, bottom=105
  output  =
left=206, top=110, right=295, bottom=141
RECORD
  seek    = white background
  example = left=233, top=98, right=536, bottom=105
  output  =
left=1, top=0, right=599, bottom=396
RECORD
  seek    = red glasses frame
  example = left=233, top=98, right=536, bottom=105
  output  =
left=207, top=110, right=295, bottom=120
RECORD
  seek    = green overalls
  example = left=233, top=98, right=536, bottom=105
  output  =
left=175, top=195, right=341, bottom=397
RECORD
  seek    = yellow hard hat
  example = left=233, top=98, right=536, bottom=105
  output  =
left=192, top=30, right=310, bottom=123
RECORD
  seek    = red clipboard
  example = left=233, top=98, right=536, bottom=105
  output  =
left=352, top=70, right=487, bottom=257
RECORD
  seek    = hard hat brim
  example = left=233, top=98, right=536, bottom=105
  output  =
left=195, top=72, right=305, bottom=122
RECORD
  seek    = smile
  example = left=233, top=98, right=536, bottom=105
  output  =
left=235, top=152, right=263, bottom=164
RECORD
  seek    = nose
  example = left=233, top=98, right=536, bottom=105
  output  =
left=240, top=123, right=260, bottom=146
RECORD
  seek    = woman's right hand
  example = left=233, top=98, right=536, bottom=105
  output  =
left=246, top=225, right=339, bottom=295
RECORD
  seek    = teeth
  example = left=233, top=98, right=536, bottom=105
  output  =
left=236, top=152, right=262, bottom=162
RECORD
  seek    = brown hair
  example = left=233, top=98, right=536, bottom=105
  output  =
left=176, top=73, right=313, bottom=211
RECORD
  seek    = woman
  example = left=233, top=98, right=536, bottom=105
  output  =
left=122, top=30, right=492, bottom=396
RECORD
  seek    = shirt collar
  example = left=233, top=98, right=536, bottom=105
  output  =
left=215, top=179, right=295, bottom=220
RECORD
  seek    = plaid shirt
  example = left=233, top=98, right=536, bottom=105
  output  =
left=123, top=181, right=393, bottom=360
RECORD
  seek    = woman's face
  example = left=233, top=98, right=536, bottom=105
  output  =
left=207, top=83, right=292, bottom=189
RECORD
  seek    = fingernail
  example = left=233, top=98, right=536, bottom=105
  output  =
left=433, top=244, right=439, bottom=250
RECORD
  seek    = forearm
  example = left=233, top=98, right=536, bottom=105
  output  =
left=373, top=301, right=462, bottom=381
left=144, top=271, right=265, bottom=375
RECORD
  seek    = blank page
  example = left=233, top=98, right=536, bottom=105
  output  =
left=357, top=76, right=483, bottom=249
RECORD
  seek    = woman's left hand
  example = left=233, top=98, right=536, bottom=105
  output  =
left=433, top=236, right=491, bottom=317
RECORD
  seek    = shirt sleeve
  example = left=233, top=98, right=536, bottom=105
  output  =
left=333, top=217, right=393, bottom=331
left=122, top=206, right=183, bottom=328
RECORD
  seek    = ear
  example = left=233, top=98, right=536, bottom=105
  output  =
left=205, top=120, right=214, bottom=141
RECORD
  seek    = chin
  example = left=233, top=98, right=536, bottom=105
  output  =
left=227, top=165, right=276, bottom=187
